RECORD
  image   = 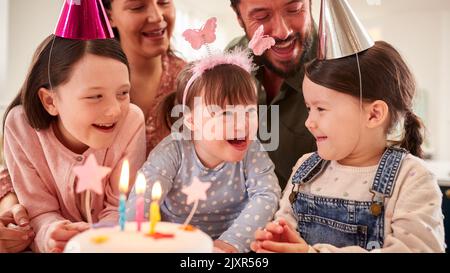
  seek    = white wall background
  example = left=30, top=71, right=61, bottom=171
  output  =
left=347, top=0, right=450, bottom=160
left=172, top=0, right=242, bottom=61
left=0, top=0, right=449, bottom=159
left=0, top=0, right=9, bottom=115
left=3, top=0, right=62, bottom=106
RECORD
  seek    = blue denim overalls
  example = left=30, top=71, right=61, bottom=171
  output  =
left=289, top=147, right=408, bottom=250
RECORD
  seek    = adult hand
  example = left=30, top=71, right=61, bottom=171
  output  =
left=0, top=204, right=34, bottom=253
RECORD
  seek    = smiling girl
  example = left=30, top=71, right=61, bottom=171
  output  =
left=2, top=36, right=146, bottom=252
left=126, top=51, right=281, bottom=253
left=252, top=41, right=445, bottom=253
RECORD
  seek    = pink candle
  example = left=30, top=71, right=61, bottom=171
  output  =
left=136, top=196, right=144, bottom=232
left=135, top=172, right=146, bottom=232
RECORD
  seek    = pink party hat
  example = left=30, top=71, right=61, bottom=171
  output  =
left=55, top=0, right=114, bottom=40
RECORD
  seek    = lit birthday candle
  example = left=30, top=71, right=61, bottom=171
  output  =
left=135, top=172, right=146, bottom=232
left=149, top=181, right=162, bottom=235
left=119, top=160, right=129, bottom=231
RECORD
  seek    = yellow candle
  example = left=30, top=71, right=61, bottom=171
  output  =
left=149, top=181, right=162, bottom=235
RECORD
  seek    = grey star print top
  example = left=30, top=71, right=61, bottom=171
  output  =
left=126, top=133, right=281, bottom=252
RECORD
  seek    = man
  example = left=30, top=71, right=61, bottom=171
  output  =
left=227, top=0, right=317, bottom=189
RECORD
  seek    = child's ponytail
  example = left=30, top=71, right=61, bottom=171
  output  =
left=400, top=111, right=425, bottom=158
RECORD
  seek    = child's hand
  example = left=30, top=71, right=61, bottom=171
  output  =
left=213, top=239, right=239, bottom=253
left=0, top=204, right=34, bottom=253
left=47, top=221, right=89, bottom=253
left=251, top=218, right=310, bottom=253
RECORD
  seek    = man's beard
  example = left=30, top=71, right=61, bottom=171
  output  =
left=251, top=29, right=314, bottom=79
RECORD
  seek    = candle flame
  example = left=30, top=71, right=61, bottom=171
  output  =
left=136, top=172, right=146, bottom=195
left=119, top=160, right=129, bottom=193
left=151, top=181, right=162, bottom=200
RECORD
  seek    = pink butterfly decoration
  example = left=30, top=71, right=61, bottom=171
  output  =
left=248, top=25, right=275, bottom=56
left=183, top=17, right=217, bottom=50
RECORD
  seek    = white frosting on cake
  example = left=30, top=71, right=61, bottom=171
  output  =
left=64, top=222, right=213, bottom=253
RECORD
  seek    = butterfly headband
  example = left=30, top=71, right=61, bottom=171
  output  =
left=181, top=18, right=275, bottom=111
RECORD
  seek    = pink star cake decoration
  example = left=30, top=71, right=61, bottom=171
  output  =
left=73, top=154, right=111, bottom=195
left=181, top=177, right=211, bottom=205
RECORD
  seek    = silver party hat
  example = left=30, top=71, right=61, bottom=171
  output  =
left=318, top=0, right=374, bottom=60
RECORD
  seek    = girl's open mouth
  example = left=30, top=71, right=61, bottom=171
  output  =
left=92, top=123, right=116, bottom=133
left=227, top=138, right=248, bottom=151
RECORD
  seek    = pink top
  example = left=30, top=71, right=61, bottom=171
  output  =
left=145, top=53, right=186, bottom=155
left=3, top=104, right=146, bottom=252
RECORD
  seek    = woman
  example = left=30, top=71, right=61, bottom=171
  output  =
left=102, top=0, right=186, bottom=154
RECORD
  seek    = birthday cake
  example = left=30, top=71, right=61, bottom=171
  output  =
left=64, top=222, right=213, bottom=253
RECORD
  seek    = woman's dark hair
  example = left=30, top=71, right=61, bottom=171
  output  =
left=230, top=0, right=240, bottom=9
left=101, top=0, right=120, bottom=39
left=305, top=41, right=424, bottom=158
left=158, top=63, right=258, bottom=131
left=3, top=35, right=129, bottom=131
